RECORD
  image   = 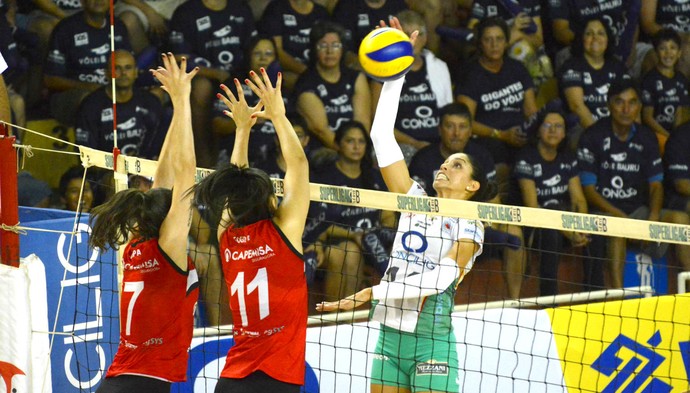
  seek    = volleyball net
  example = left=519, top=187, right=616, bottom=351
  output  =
left=2, top=132, right=690, bottom=392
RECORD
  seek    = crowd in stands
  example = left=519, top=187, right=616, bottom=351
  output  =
left=7, top=0, right=690, bottom=311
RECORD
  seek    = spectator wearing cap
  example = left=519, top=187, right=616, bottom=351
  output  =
left=577, top=77, right=690, bottom=289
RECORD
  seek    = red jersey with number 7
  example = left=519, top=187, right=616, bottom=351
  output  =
left=106, top=238, right=199, bottom=382
left=219, top=219, right=307, bottom=385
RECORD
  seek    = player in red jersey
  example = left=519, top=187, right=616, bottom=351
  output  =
left=89, top=53, right=200, bottom=393
left=193, top=68, right=310, bottom=393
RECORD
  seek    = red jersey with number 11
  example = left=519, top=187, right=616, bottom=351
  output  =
left=219, top=219, right=307, bottom=385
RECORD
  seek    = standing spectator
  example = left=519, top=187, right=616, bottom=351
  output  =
left=333, top=0, right=408, bottom=69
left=577, top=78, right=690, bottom=288
left=91, top=54, right=199, bottom=392
left=169, top=0, right=256, bottom=167
left=456, top=17, right=537, bottom=200
left=75, top=50, right=165, bottom=158
left=559, top=18, right=629, bottom=131
left=641, top=29, right=690, bottom=150
left=259, top=0, right=330, bottom=91
left=370, top=9, right=452, bottom=161
left=515, top=110, right=591, bottom=296
left=193, top=70, right=310, bottom=392
left=293, top=20, right=371, bottom=155
left=44, top=0, right=130, bottom=126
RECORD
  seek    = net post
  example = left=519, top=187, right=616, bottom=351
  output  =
left=0, top=133, right=19, bottom=267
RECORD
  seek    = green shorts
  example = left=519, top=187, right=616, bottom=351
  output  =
left=370, top=326, right=459, bottom=392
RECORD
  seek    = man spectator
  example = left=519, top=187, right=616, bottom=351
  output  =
left=44, top=0, right=131, bottom=126
left=75, top=50, right=165, bottom=158
left=409, top=103, right=525, bottom=298
left=577, top=77, right=690, bottom=288
left=168, top=0, right=256, bottom=167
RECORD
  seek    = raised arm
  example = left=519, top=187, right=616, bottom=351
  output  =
left=247, top=69, right=309, bottom=249
left=217, top=78, right=262, bottom=167
left=150, top=53, right=199, bottom=270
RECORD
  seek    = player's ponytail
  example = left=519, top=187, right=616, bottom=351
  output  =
left=467, top=155, right=499, bottom=202
left=89, top=188, right=172, bottom=250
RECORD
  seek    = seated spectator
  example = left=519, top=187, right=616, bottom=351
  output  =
left=549, top=0, right=634, bottom=68
left=57, top=165, right=94, bottom=213
left=663, top=124, right=690, bottom=257
left=641, top=29, right=690, bottom=150
left=43, top=0, right=131, bottom=126
left=515, top=109, right=592, bottom=296
left=577, top=78, right=690, bottom=288
left=25, top=0, right=83, bottom=57
left=456, top=17, right=537, bottom=200
left=468, top=0, right=551, bottom=86
left=293, top=20, right=371, bottom=157
left=641, top=0, right=690, bottom=79
left=559, top=17, right=630, bottom=131
left=114, top=0, right=185, bottom=55
left=259, top=0, right=330, bottom=91
left=169, top=0, right=256, bottom=168
left=17, top=171, right=52, bottom=208
left=0, top=13, right=28, bottom=130
left=309, top=121, right=394, bottom=300
left=408, top=102, right=525, bottom=298
left=212, top=36, right=282, bottom=167
left=333, top=0, right=408, bottom=70
left=370, top=9, right=452, bottom=162
left=75, top=49, right=166, bottom=158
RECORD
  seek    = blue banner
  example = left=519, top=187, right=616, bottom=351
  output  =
left=19, top=207, right=119, bottom=392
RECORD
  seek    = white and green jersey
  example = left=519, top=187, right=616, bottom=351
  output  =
left=371, top=181, right=484, bottom=336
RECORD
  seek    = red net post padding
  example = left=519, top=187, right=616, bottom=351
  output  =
left=0, top=133, right=19, bottom=267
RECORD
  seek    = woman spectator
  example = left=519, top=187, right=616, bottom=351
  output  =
left=293, top=20, right=371, bottom=156
left=259, top=0, right=331, bottom=91
left=514, top=110, right=591, bottom=296
left=212, top=36, right=283, bottom=166
left=559, top=17, right=630, bottom=130
left=456, top=17, right=537, bottom=198
left=310, top=121, right=394, bottom=300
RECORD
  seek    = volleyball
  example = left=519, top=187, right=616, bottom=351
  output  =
left=358, top=27, right=414, bottom=82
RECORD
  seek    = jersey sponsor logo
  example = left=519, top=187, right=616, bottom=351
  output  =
left=234, top=235, right=250, bottom=243
left=595, top=83, right=610, bottom=95
left=515, top=160, right=532, bottom=176
left=669, top=164, right=689, bottom=171
left=91, top=43, right=110, bottom=55
left=610, top=152, right=627, bottom=162
left=648, top=224, right=690, bottom=244
left=357, top=14, right=369, bottom=27
left=196, top=16, right=211, bottom=31
left=283, top=14, right=297, bottom=26
left=124, top=258, right=160, bottom=271
left=543, top=174, right=562, bottom=187
left=561, top=214, right=608, bottom=233
left=213, top=25, right=232, bottom=38
left=117, top=117, right=138, bottom=130
left=224, top=244, right=275, bottom=262
left=130, top=248, right=141, bottom=258
left=330, top=94, right=350, bottom=106
left=487, top=5, right=497, bottom=16
left=169, top=31, right=184, bottom=44
left=416, top=361, right=449, bottom=375
left=101, top=108, right=113, bottom=122
left=142, top=337, right=163, bottom=346
left=48, top=50, right=66, bottom=64
left=477, top=205, right=522, bottom=223
left=74, top=32, right=89, bottom=47
left=629, top=142, right=644, bottom=152
left=409, top=83, right=429, bottom=94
